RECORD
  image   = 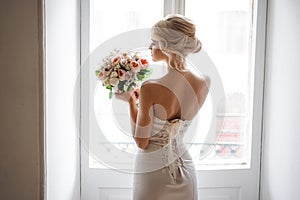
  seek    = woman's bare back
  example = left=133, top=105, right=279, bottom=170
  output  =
left=145, top=69, right=210, bottom=121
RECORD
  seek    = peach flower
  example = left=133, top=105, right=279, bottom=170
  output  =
left=138, top=58, right=149, bottom=69
left=130, top=61, right=139, bottom=71
left=117, top=69, right=126, bottom=80
left=98, top=70, right=106, bottom=80
left=111, top=56, right=120, bottom=66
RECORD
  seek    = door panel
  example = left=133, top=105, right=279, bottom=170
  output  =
left=80, top=0, right=266, bottom=199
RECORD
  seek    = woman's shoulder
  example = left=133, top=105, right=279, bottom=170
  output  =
left=199, top=73, right=210, bottom=85
left=196, top=74, right=210, bottom=88
left=185, top=70, right=210, bottom=88
left=138, top=79, right=162, bottom=101
left=140, top=71, right=210, bottom=92
left=141, top=78, right=162, bottom=87
left=140, top=79, right=166, bottom=94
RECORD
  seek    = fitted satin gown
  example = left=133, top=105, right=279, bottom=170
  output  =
left=133, top=116, right=198, bottom=200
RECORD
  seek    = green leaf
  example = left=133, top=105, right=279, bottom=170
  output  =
left=138, top=71, right=145, bottom=75
left=118, top=80, right=126, bottom=91
left=137, top=74, right=145, bottom=81
left=106, top=85, right=112, bottom=90
left=137, top=68, right=153, bottom=81
left=140, top=68, right=152, bottom=73
left=109, top=91, right=113, bottom=99
left=95, top=70, right=100, bottom=77
left=143, top=74, right=151, bottom=79
left=127, top=82, right=136, bottom=91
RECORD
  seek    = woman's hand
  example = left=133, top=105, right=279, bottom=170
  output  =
left=114, top=88, right=140, bottom=103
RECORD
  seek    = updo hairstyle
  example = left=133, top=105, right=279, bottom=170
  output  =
left=151, top=14, right=202, bottom=71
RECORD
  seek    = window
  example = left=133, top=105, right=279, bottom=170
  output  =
left=81, top=0, right=266, bottom=198
left=184, top=0, right=254, bottom=168
left=89, top=0, right=163, bottom=53
left=84, top=0, right=256, bottom=170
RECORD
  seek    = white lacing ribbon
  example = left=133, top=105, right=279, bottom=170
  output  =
left=163, top=120, right=184, bottom=184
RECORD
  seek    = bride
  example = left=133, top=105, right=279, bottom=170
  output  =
left=115, top=14, right=210, bottom=200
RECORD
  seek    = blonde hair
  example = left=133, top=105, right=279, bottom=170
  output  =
left=151, top=14, right=202, bottom=71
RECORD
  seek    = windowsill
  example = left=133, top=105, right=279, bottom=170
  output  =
left=88, top=155, right=250, bottom=171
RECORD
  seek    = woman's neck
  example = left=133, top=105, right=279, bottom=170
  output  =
left=166, top=65, right=188, bottom=73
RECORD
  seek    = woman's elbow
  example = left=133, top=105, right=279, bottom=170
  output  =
left=137, top=144, right=148, bottom=150
left=135, top=138, right=149, bottom=150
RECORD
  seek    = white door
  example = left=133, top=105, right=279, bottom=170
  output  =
left=80, top=0, right=267, bottom=199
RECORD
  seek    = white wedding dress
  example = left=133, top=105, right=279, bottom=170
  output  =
left=133, top=116, right=198, bottom=200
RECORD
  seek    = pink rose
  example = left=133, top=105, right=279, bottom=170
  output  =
left=117, top=69, right=126, bottom=80
left=98, top=70, right=106, bottom=80
left=124, top=72, right=131, bottom=81
left=130, top=61, right=139, bottom=71
left=111, top=56, right=120, bottom=66
left=138, top=58, right=149, bottom=69
left=103, top=67, right=113, bottom=76
left=127, top=71, right=136, bottom=82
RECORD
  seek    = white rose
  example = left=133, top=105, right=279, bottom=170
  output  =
left=103, top=77, right=110, bottom=87
left=120, top=58, right=128, bottom=66
left=110, top=71, right=118, bottom=78
left=110, top=77, right=119, bottom=87
left=124, top=64, right=131, bottom=70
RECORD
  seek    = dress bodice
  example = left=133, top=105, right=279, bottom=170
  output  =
left=148, top=116, right=192, bottom=183
left=149, top=116, right=191, bottom=146
left=133, top=116, right=198, bottom=199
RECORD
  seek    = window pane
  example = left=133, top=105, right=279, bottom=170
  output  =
left=88, top=0, right=254, bottom=169
left=89, top=0, right=164, bottom=168
left=89, top=0, right=163, bottom=53
left=185, top=0, right=253, bottom=167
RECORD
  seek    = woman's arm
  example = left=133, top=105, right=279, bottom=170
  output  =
left=115, top=83, right=153, bottom=149
left=131, top=83, right=154, bottom=149
left=128, top=93, right=138, bottom=135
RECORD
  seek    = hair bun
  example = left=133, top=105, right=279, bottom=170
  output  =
left=193, top=37, right=202, bottom=53
left=151, top=14, right=202, bottom=71
left=180, top=36, right=202, bottom=56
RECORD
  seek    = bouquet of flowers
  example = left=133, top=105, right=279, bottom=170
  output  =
left=95, top=50, right=152, bottom=99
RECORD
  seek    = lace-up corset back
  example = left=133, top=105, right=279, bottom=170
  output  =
left=150, top=116, right=191, bottom=146
left=133, top=116, right=198, bottom=200
left=149, top=116, right=192, bottom=184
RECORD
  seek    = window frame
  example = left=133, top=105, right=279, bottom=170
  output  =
left=80, top=0, right=266, bottom=171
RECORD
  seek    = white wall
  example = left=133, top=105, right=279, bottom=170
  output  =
left=45, top=0, right=80, bottom=199
left=261, top=0, right=300, bottom=199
